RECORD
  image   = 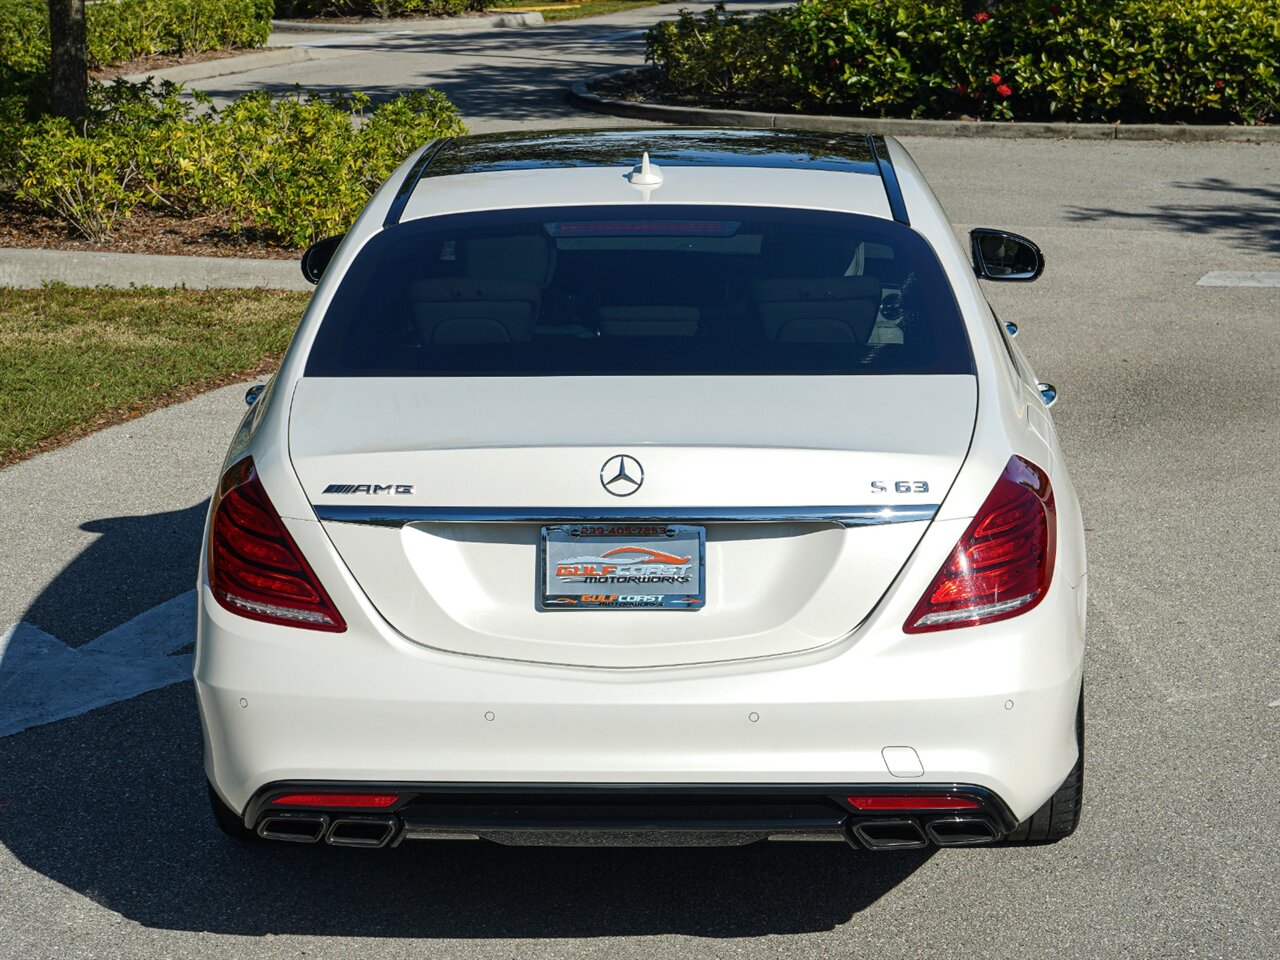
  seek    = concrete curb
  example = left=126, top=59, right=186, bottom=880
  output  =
left=569, top=67, right=1280, bottom=143
left=271, top=12, right=544, bottom=34
left=0, top=248, right=310, bottom=292
left=120, top=46, right=314, bottom=85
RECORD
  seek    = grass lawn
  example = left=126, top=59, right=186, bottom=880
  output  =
left=495, top=0, right=670, bottom=23
left=0, top=285, right=309, bottom=467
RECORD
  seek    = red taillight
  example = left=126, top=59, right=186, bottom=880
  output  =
left=905, top=456, right=1056, bottom=634
left=845, top=794, right=981, bottom=811
left=271, top=793, right=399, bottom=808
left=208, top=457, right=346, bottom=632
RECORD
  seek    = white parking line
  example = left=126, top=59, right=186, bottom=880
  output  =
left=1196, top=271, right=1280, bottom=287
left=0, top=591, right=195, bottom=739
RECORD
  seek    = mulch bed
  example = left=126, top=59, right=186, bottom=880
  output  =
left=0, top=193, right=300, bottom=260
left=92, top=48, right=257, bottom=82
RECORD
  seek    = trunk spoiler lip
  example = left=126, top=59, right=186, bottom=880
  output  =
left=311, top=504, right=939, bottom=529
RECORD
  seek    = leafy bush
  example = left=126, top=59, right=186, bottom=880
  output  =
left=10, top=80, right=467, bottom=244
left=646, top=0, right=1280, bottom=124
left=0, top=0, right=272, bottom=85
left=275, top=0, right=486, bottom=18
left=16, top=114, right=146, bottom=240
left=644, top=7, right=792, bottom=110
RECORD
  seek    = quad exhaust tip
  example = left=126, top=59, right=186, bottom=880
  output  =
left=850, top=819, right=929, bottom=851
left=926, top=817, right=999, bottom=846
left=848, top=816, right=1001, bottom=850
left=256, top=811, right=402, bottom=847
left=257, top=811, right=330, bottom=843
left=326, top=815, right=401, bottom=849
left=251, top=805, right=997, bottom=852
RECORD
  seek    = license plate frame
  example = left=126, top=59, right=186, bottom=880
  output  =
left=539, top=523, right=706, bottom=611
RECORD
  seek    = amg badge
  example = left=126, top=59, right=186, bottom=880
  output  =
left=322, top=483, right=414, bottom=495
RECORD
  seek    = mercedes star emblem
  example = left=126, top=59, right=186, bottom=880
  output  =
left=600, top=454, right=644, bottom=497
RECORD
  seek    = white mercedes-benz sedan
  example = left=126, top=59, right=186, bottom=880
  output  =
left=196, top=128, right=1085, bottom=852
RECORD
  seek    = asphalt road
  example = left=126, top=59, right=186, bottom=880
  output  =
left=2, top=6, right=1279, bottom=958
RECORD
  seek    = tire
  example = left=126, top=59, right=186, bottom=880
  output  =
left=207, top=780, right=259, bottom=842
left=1003, top=690, right=1084, bottom=844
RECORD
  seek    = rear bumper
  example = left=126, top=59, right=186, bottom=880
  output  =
left=196, top=556, right=1085, bottom=825
left=241, top=781, right=1019, bottom=850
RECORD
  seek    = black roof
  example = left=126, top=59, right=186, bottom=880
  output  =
left=421, top=128, right=881, bottom=178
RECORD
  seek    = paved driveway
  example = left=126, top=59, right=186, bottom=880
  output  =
left=1, top=8, right=1278, bottom=957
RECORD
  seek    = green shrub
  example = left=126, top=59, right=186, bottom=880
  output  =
left=11, top=80, right=467, bottom=245
left=16, top=115, right=146, bottom=240
left=275, top=0, right=486, bottom=19
left=0, top=0, right=272, bottom=85
left=199, top=88, right=467, bottom=245
left=645, top=0, right=1280, bottom=124
left=645, top=8, right=791, bottom=110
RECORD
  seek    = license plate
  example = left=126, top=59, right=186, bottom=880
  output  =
left=540, top=524, right=705, bottom=611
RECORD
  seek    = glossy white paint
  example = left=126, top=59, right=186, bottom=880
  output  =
left=287, top=375, right=974, bottom=509
left=289, top=374, right=977, bottom=666
left=399, top=166, right=895, bottom=222
left=196, top=132, right=1086, bottom=833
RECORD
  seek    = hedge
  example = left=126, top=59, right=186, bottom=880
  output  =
left=646, top=0, right=1280, bottom=125
left=1, top=0, right=272, bottom=73
left=7, top=80, right=467, bottom=245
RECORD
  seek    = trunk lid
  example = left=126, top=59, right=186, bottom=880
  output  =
left=289, top=375, right=975, bottom=667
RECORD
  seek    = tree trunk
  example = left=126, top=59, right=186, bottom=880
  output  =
left=48, top=0, right=88, bottom=125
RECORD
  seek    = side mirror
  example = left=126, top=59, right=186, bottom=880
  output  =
left=300, top=234, right=345, bottom=284
left=970, top=229, right=1044, bottom=282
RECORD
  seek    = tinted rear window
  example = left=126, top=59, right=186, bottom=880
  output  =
left=306, top=205, right=973, bottom=377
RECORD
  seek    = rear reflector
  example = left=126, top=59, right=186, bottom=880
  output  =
left=208, top=457, right=346, bottom=632
left=271, top=793, right=399, bottom=809
left=904, top=456, right=1056, bottom=633
left=845, top=795, right=981, bottom=811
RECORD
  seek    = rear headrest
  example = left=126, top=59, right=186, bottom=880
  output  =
left=409, top=278, right=539, bottom=344
left=752, top=275, right=882, bottom=303
left=465, top=236, right=553, bottom=285
left=753, top=276, right=882, bottom=344
left=598, top=306, right=699, bottom=338
left=409, top=278, right=541, bottom=304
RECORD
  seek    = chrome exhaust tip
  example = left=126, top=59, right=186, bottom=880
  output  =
left=257, top=812, right=329, bottom=843
left=849, top=819, right=929, bottom=851
left=325, top=815, right=401, bottom=849
left=926, top=817, right=999, bottom=846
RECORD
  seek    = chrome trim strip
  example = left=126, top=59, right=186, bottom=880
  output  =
left=868, top=134, right=909, bottom=226
left=313, top=504, right=939, bottom=529
left=383, top=138, right=451, bottom=227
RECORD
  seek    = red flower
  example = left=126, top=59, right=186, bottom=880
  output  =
left=828, top=57, right=840, bottom=69
left=989, top=72, right=1002, bottom=84
left=996, top=83, right=1013, bottom=98
left=1215, top=79, right=1225, bottom=89
left=973, top=12, right=990, bottom=23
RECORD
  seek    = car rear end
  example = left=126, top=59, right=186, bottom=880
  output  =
left=195, top=130, right=1086, bottom=851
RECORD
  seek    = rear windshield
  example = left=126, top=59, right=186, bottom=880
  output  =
left=305, top=205, right=973, bottom=377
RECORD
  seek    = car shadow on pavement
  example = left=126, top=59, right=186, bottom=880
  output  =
left=0, top=684, right=932, bottom=937
left=0, top=505, right=932, bottom=937
left=18, top=502, right=209, bottom=647
left=1065, top=178, right=1280, bottom=255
